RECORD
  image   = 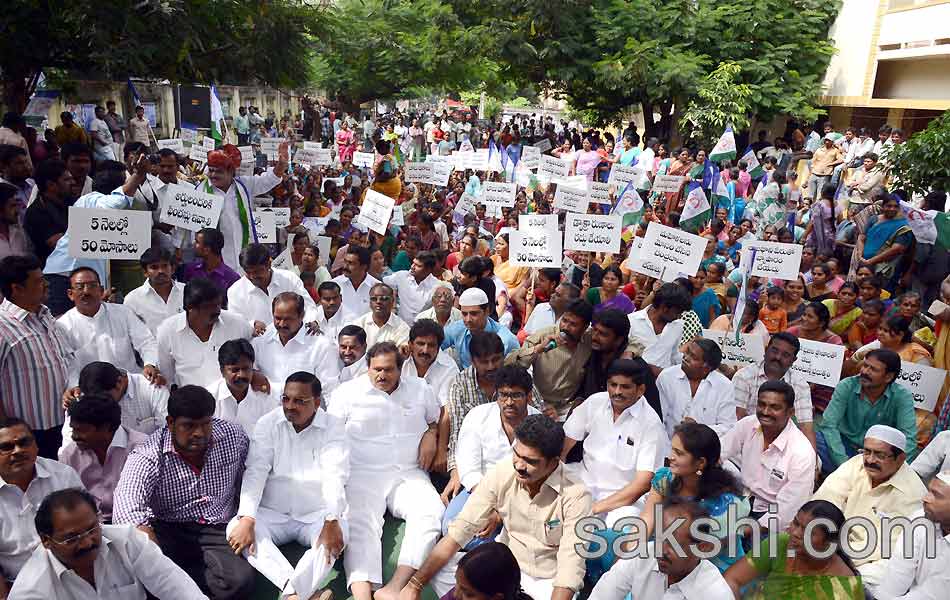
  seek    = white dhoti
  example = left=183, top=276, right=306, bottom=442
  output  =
left=343, top=468, right=444, bottom=588
left=227, top=507, right=347, bottom=599
left=563, top=462, right=642, bottom=528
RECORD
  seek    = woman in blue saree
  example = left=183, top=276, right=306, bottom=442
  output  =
left=857, top=194, right=912, bottom=291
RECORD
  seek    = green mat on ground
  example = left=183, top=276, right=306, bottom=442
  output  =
left=251, top=515, right=440, bottom=600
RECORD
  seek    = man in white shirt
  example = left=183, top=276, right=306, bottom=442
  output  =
left=88, top=107, right=115, bottom=162
left=228, top=243, right=318, bottom=335
left=656, top=339, right=736, bottom=439
left=912, top=430, right=950, bottom=481
left=57, top=267, right=161, bottom=386
left=227, top=372, right=348, bottom=600
left=325, top=325, right=369, bottom=397
left=416, top=284, right=461, bottom=328
left=350, top=283, right=411, bottom=348
left=328, top=342, right=443, bottom=600
left=331, top=246, right=380, bottom=318
left=66, top=362, right=168, bottom=438
left=638, top=138, right=658, bottom=175
left=720, top=380, right=816, bottom=533
left=0, top=417, right=84, bottom=591
left=314, top=280, right=354, bottom=341
left=866, top=471, right=950, bottom=600
left=402, top=319, right=459, bottom=407
left=208, top=339, right=278, bottom=437
left=588, top=498, right=733, bottom=600
left=156, top=277, right=253, bottom=388
left=252, top=292, right=341, bottom=396
left=523, top=278, right=578, bottom=336
left=384, top=251, right=440, bottom=324
left=562, top=359, right=666, bottom=525
left=627, top=283, right=691, bottom=374
left=9, top=488, right=206, bottom=600
left=123, top=247, right=185, bottom=336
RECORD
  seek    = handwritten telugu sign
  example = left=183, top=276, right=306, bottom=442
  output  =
left=482, top=182, right=517, bottom=207
left=252, top=211, right=276, bottom=244
left=897, top=362, right=947, bottom=412
left=258, top=207, right=291, bottom=232
left=202, top=137, right=216, bottom=151
left=652, top=174, right=687, bottom=193
left=259, top=137, right=286, bottom=160
left=238, top=146, right=254, bottom=161
left=589, top=181, right=613, bottom=205
left=188, top=145, right=208, bottom=163
left=538, top=155, right=572, bottom=184
left=156, top=139, right=184, bottom=153
left=553, top=183, right=590, bottom=213
left=521, top=145, right=541, bottom=170
left=534, top=138, right=553, bottom=153
left=564, top=213, right=621, bottom=253
left=67, top=207, right=151, bottom=260
left=352, top=151, right=375, bottom=168
left=357, top=189, right=396, bottom=235
left=701, top=329, right=766, bottom=368
left=739, top=240, right=803, bottom=281
left=791, top=339, right=845, bottom=387
left=637, top=222, right=706, bottom=281
left=180, top=128, right=197, bottom=144
left=294, top=148, right=332, bottom=168
left=405, top=162, right=434, bottom=183
left=511, top=214, right=561, bottom=268
left=159, top=184, right=224, bottom=232
left=608, top=164, right=644, bottom=188
left=430, top=161, right=453, bottom=187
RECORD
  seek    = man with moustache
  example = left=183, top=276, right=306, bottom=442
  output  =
left=562, top=359, right=666, bottom=524
left=331, top=246, right=380, bottom=317
left=587, top=498, right=733, bottom=600
left=817, top=348, right=917, bottom=474
left=208, top=339, right=278, bottom=437
left=227, top=372, right=348, bottom=600
left=506, top=299, right=593, bottom=420
left=575, top=309, right=638, bottom=404
left=113, top=385, right=254, bottom=599
left=655, top=339, right=736, bottom=439
left=61, top=143, right=93, bottom=198
left=402, top=319, right=459, bottom=408
left=314, top=281, right=355, bottom=341
left=350, top=283, right=411, bottom=348
left=123, top=247, right=186, bottom=336
left=812, top=424, right=927, bottom=585
left=328, top=342, right=443, bottom=600
left=627, top=283, right=691, bottom=376
left=0, top=417, right=83, bottom=594
left=324, top=325, right=369, bottom=396
left=8, top=489, right=207, bottom=600
left=392, top=415, right=592, bottom=600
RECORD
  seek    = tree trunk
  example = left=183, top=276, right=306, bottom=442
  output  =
left=2, top=72, right=29, bottom=114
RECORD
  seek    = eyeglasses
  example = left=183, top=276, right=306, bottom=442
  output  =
left=862, top=448, right=895, bottom=462
left=497, top=391, right=528, bottom=402
left=70, top=282, right=100, bottom=291
left=48, top=522, right=101, bottom=546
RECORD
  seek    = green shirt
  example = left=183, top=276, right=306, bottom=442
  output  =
left=817, top=375, right=917, bottom=467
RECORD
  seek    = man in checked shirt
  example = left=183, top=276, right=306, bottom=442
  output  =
left=113, top=385, right=253, bottom=599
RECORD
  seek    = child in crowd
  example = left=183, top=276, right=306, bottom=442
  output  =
left=759, top=286, right=789, bottom=334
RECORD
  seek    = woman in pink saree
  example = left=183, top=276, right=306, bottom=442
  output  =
left=336, top=121, right=356, bottom=164
left=574, top=137, right=603, bottom=182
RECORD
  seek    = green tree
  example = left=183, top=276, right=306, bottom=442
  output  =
left=884, top=110, right=950, bottom=196
left=679, top=62, right=751, bottom=147
left=2, top=0, right=322, bottom=112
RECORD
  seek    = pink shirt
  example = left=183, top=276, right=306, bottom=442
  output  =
left=736, top=171, right=752, bottom=198
left=59, top=426, right=147, bottom=521
left=720, top=415, right=816, bottom=531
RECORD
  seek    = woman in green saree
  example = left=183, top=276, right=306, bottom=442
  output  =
left=823, top=282, right=863, bottom=337
left=724, top=500, right=865, bottom=599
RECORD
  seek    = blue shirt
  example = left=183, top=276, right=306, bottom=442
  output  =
left=441, top=318, right=520, bottom=370
left=43, top=190, right=131, bottom=286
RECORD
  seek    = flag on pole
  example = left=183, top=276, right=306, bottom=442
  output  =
left=680, top=184, right=712, bottom=233
left=209, top=84, right=224, bottom=144
left=708, top=125, right=737, bottom=162
left=739, top=147, right=764, bottom=178
left=127, top=79, right=142, bottom=107
left=733, top=249, right=755, bottom=343
left=712, top=176, right=731, bottom=213
left=612, top=180, right=645, bottom=241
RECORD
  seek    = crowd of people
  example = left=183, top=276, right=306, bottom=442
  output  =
left=0, top=101, right=948, bottom=600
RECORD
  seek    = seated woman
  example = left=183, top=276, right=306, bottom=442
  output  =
left=806, top=262, right=836, bottom=302
left=823, top=282, right=862, bottom=338
left=709, top=299, right=770, bottom=351
left=689, top=266, right=721, bottom=328
left=857, top=193, right=912, bottom=292
left=845, top=298, right=883, bottom=354
left=438, top=541, right=530, bottom=600
left=585, top=264, right=635, bottom=315
left=724, top=500, right=865, bottom=600
left=787, top=302, right=843, bottom=413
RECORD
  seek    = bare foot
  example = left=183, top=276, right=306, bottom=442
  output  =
left=309, top=589, right=334, bottom=600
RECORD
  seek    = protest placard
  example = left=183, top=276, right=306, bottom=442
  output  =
left=67, top=207, right=151, bottom=260
left=156, top=139, right=184, bottom=153
left=405, top=162, right=434, bottom=183
left=252, top=211, right=276, bottom=243
left=701, top=329, right=766, bottom=368
left=538, top=155, right=571, bottom=183
left=426, top=155, right=454, bottom=167
left=390, top=206, right=404, bottom=226
left=180, top=128, right=197, bottom=143
left=511, top=214, right=561, bottom=267
left=564, top=213, right=621, bottom=253
left=259, top=137, right=285, bottom=159
left=357, top=189, right=396, bottom=235
left=454, top=193, right=477, bottom=216
left=352, top=151, right=375, bottom=168
left=202, top=137, right=216, bottom=151
left=237, top=163, right=254, bottom=177
left=553, top=184, right=590, bottom=213
left=270, top=207, right=291, bottom=228
left=739, top=240, right=803, bottom=280
left=897, top=362, right=947, bottom=412
left=534, top=138, right=553, bottom=153
left=188, top=145, right=208, bottom=163
left=238, top=146, right=254, bottom=161
left=309, top=147, right=333, bottom=166
left=589, top=182, right=613, bottom=205
left=471, top=149, right=491, bottom=171
left=482, top=182, right=517, bottom=207
left=637, top=222, right=706, bottom=281
left=322, top=177, right=345, bottom=194
left=158, top=184, right=224, bottom=232
left=430, top=162, right=453, bottom=187
left=302, top=216, right=328, bottom=236
left=293, top=149, right=319, bottom=168
left=607, top=164, right=644, bottom=188
left=521, top=145, right=541, bottom=170
left=303, top=141, right=321, bottom=150
left=791, top=339, right=845, bottom=387
left=652, top=174, right=687, bottom=193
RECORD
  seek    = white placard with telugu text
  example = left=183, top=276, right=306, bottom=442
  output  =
left=564, top=213, right=621, bottom=253
left=511, top=214, right=561, bottom=268
left=898, top=361, right=947, bottom=413
left=637, top=222, right=706, bottom=281
left=67, top=207, right=151, bottom=260
left=791, top=339, right=845, bottom=387
left=158, top=184, right=224, bottom=232
left=701, top=329, right=766, bottom=368
left=652, top=174, right=687, bottom=193
left=156, top=139, right=184, bottom=154
left=357, top=189, right=396, bottom=235
left=252, top=211, right=276, bottom=244
left=739, top=240, right=803, bottom=281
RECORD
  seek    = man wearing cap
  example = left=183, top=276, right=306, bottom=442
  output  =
left=441, top=287, right=519, bottom=370
left=199, top=143, right=289, bottom=273
left=866, top=470, right=950, bottom=599
left=807, top=134, right=844, bottom=201
left=812, top=424, right=926, bottom=584
left=817, top=348, right=917, bottom=474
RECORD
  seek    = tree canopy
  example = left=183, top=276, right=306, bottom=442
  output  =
left=885, top=111, right=950, bottom=196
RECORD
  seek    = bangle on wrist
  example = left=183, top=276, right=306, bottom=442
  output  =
left=408, top=576, right=425, bottom=590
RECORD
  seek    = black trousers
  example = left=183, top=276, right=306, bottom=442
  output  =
left=153, top=521, right=255, bottom=600
left=32, top=426, right=63, bottom=460
left=44, top=274, right=73, bottom=317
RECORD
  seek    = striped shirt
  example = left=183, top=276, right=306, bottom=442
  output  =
left=0, top=299, right=73, bottom=429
